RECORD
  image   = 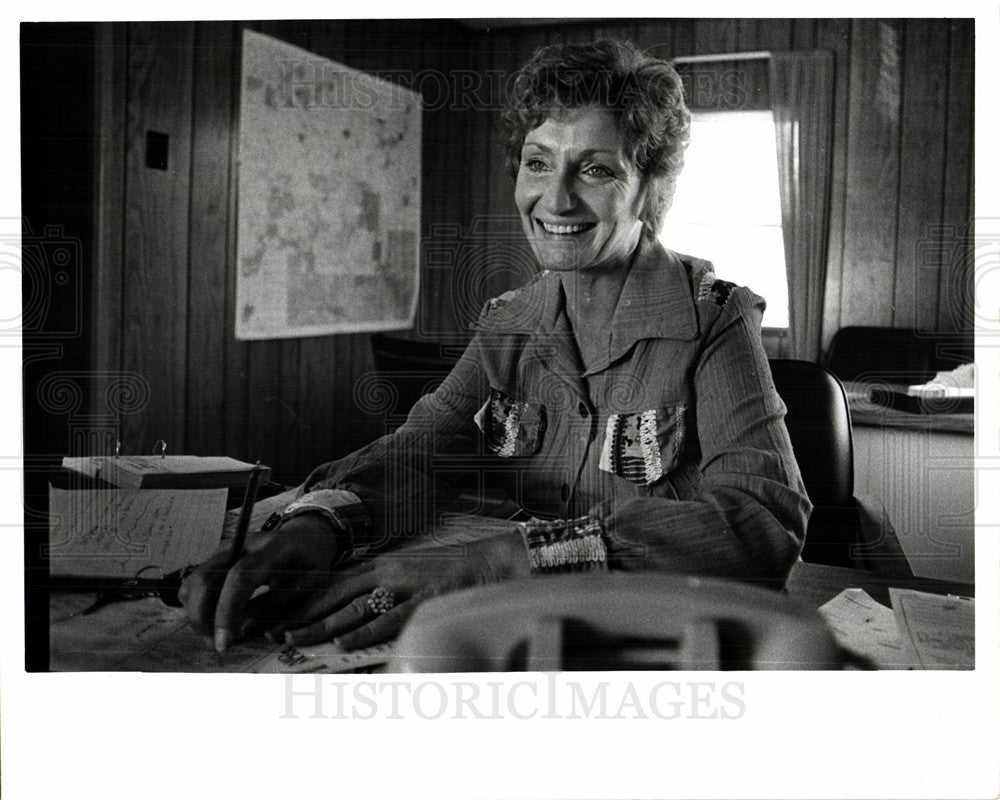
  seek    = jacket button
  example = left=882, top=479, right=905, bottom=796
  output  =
left=560, top=483, right=570, bottom=501
left=577, top=401, right=589, bottom=418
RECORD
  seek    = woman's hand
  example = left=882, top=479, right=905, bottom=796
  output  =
left=178, top=513, right=345, bottom=652
left=269, top=529, right=531, bottom=651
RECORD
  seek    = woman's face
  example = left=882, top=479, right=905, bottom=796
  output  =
left=514, top=106, right=645, bottom=273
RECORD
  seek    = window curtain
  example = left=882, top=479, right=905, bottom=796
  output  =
left=769, top=51, right=835, bottom=361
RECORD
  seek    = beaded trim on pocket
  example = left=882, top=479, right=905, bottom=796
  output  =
left=599, top=405, right=685, bottom=485
left=474, top=388, right=547, bottom=457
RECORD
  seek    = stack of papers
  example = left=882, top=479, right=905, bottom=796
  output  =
left=62, top=455, right=269, bottom=490
left=819, top=587, right=974, bottom=669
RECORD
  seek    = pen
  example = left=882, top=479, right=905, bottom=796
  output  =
left=228, top=461, right=264, bottom=569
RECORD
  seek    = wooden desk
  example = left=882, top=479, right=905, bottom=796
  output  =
left=842, top=383, right=975, bottom=584
left=785, top=560, right=974, bottom=608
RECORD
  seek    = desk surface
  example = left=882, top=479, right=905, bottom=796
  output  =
left=48, top=549, right=975, bottom=673
left=785, top=560, right=974, bottom=608
left=843, top=382, right=974, bottom=434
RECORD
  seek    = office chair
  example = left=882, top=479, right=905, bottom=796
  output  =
left=769, top=358, right=909, bottom=572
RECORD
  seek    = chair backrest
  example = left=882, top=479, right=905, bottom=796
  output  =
left=825, top=326, right=973, bottom=385
left=769, top=359, right=853, bottom=506
left=769, top=359, right=858, bottom=567
left=369, top=333, right=462, bottom=420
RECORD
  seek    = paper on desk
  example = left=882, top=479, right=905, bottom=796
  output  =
left=51, top=590, right=394, bottom=673
left=221, top=484, right=302, bottom=541
left=907, top=363, right=975, bottom=398
left=889, top=587, right=974, bottom=669
left=819, top=588, right=910, bottom=669
left=47, top=485, right=227, bottom=579
left=245, top=641, right=394, bottom=674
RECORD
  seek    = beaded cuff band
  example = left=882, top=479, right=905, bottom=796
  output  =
left=280, top=489, right=371, bottom=565
left=516, top=515, right=609, bottom=573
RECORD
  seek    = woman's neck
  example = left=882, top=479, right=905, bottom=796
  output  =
left=561, top=253, right=636, bottom=371
left=562, top=265, right=629, bottom=329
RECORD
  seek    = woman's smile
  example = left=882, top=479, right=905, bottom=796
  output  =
left=536, top=220, right=597, bottom=235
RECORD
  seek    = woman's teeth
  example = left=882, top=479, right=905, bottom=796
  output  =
left=539, top=221, right=593, bottom=235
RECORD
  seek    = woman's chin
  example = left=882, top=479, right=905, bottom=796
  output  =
left=529, top=243, right=593, bottom=272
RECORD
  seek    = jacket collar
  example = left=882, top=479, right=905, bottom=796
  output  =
left=607, top=235, right=701, bottom=348
left=476, top=236, right=700, bottom=346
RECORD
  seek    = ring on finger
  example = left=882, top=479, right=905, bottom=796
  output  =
left=366, top=587, right=395, bottom=615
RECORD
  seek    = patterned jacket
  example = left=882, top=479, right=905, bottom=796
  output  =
left=293, top=235, right=811, bottom=585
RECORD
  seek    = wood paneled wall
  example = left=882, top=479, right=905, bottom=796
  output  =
left=93, top=20, right=476, bottom=483
left=90, top=18, right=974, bottom=483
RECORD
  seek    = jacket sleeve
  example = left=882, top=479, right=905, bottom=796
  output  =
left=289, top=339, right=490, bottom=555
left=590, top=288, right=812, bottom=586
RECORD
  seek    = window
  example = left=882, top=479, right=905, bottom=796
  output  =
left=658, top=110, right=789, bottom=329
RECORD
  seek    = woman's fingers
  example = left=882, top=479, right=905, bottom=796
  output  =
left=261, top=579, right=373, bottom=642
left=331, top=597, right=422, bottom=651
left=177, top=549, right=237, bottom=636
left=284, top=594, right=374, bottom=646
left=211, top=545, right=309, bottom=651
left=284, top=587, right=428, bottom=651
left=240, top=586, right=318, bottom=639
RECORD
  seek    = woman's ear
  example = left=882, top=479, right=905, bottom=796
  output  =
left=635, top=180, right=653, bottom=234
left=636, top=176, right=669, bottom=237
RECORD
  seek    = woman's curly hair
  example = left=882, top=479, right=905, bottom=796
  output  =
left=501, top=39, right=691, bottom=236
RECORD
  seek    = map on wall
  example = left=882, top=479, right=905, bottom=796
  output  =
left=235, top=30, right=422, bottom=340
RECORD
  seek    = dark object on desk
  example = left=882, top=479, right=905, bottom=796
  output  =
left=843, top=381, right=974, bottom=434
left=867, top=387, right=974, bottom=415
left=389, top=573, right=843, bottom=671
left=769, top=359, right=910, bottom=574
left=50, top=565, right=192, bottom=612
left=825, top=326, right=973, bottom=386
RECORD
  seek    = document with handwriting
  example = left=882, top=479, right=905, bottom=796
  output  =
left=890, top=588, right=974, bottom=669
left=47, top=485, right=227, bottom=579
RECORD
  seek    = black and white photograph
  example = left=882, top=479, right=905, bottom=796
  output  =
left=6, top=8, right=999, bottom=800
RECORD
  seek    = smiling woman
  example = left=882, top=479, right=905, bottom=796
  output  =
left=180, top=39, right=812, bottom=657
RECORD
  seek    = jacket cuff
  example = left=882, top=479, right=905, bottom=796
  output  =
left=282, top=489, right=372, bottom=556
left=515, top=515, right=609, bottom=573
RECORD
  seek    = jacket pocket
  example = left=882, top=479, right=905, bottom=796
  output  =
left=474, top=388, right=547, bottom=457
left=598, top=405, right=686, bottom=485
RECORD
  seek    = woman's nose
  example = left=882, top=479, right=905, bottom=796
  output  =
left=540, top=171, right=576, bottom=215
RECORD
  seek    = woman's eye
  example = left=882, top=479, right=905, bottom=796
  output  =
left=583, top=165, right=614, bottom=179
left=522, top=158, right=548, bottom=173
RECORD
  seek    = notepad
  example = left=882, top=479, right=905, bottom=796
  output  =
left=47, top=485, right=228, bottom=579
left=62, top=455, right=269, bottom=490
left=890, top=588, right=974, bottom=669
left=818, top=588, right=910, bottom=669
